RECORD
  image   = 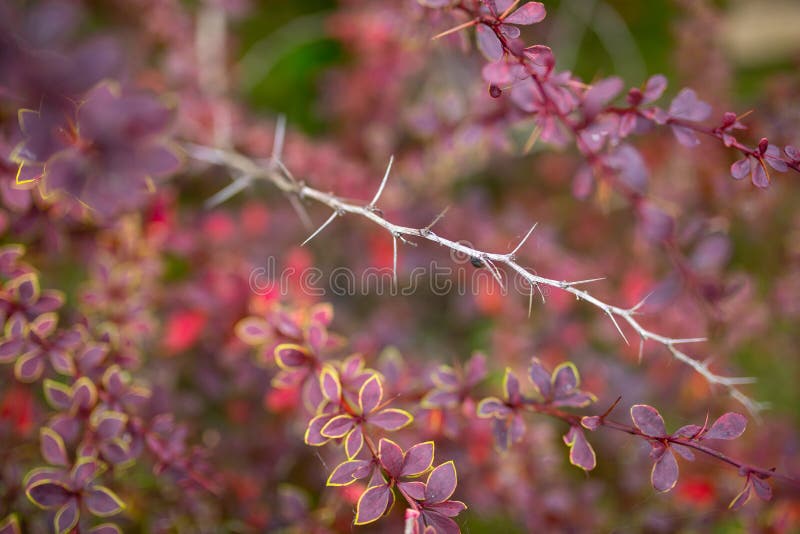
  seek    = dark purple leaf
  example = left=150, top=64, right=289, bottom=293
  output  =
left=14, top=352, right=44, bottom=383
left=504, top=2, right=546, bottom=25
left=40, top=428, right=69, bottom=467
left=704, top=413, right=746, bottom=440
left=476, top=24, right=503, bottom=62
left=402, top=441, right=435, bottom=477
left=326, top=460, right=371, bottom=486
left=92, top=411, right=127, bottom=440
left=425, top=461, right=457, bottom=504
left=651, top=449, right=679, bottom=492
left=85, top=486, right=125, bottom=516
left=426, top=500, right=467, bottom=517
left=26, top=480, right=72, bottom=508
left=0, top=514, right=20, bottom=534
left=398, top=481, right=426, bottom=501
left=71, top=458, right=102, bottom=489
left=379, top=438, right=405, bottom=477
left=673, top=424, right=703, bottom=439
left=354, top=484, right=392, bottom=525
left=54, top=498, right=79, bottom=534
left=503, top=368, right=521, bottom=402
left=630, top=404, right=667, bottom=437
left=71, top=377, right=97, bottom=410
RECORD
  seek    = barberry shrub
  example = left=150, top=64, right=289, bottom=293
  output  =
left=1, top=0, right=799, bottom=532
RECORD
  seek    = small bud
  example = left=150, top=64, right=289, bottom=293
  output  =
left=758, top=138, right=769, bottom=155
left=489, top=84, right=503, bottom=98
left=721, top=112, right=737, bottom=128
left=626, top=88, right=643, bottom=107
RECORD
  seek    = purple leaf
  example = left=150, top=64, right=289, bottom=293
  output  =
left=235, top=317, right=271, bottom=345
left=425, top=461, right=457, bottom=504
left=465, top=352, right=488, bottom=386
left=476, top=24, right=503, bottom=62
left=476, top=397, right=510, bottom=418
left=752, top=477, right=772, bottom=501
left=730, top=157, right=750, bottom=180
left=71, top=458, right=102, bottom=489
left=643, top=75, right=668, bottom=103
left=422, top=389, right=460, bottom=409
left=785, top=145, right=800, bottom=161
left=326, top=460, right=371, bottom=486
left=630, top=404, right=667, bottom=437
left=14, top=352, right=44, bottom=383
left=583, top=77, right=623, bottom=118
left=669, top=88, right=712, bottom=122
left=359, top=375, right=383, bottom=414
left=0, top=514, right=20, bottom=534
left=426, top=500, right=467, bottom=517
left=421, top=511, right=461, bottom=534
left=551, top=362, right=579, bottom=399
left=304, top=414, right=333, bottom=446
left=319, top=366, right=341, bottom=403
left=432, top=366, right=459, bottom=389
left=379, top=438, right=405, bottom=477
left=651, top=449, right=679, bottom=492
left=370, top=408, right=413, bottom=431
left=71, top=377, right=97, bottom=410
left=54, top=498, right=79, bottom=534
left=672, top=424, right=703, bottom=439
left=85, top=486, right=125, bottom=517
left=671, top=444, right=695, bottom=461
left=581, top=415, right=601, bottom=431
left=503, top=368, right=521, bottom=402
left=402, top=441, right=434, bottom=477
left=41, top=428, right=69, bottom=467
left=751, top=159, right=769, bottom=188
left=670, top=125, right=701, bottom=147
left=398, top=481, right=426, bottom=501
left=704, top=413, right=747, bottom=440
left=320, top=415, right=356, bottom=439
left=528, top=358, right=551, bottom=398
left=26, top=480, right=72, bottom=508
left=92, top=411, right=128, bottom=441
left=354, top=484, right=392, bottom=525
left=563, top=426, right=596, bottom=471
left=729, top=481, right=751, bottom=510
left=274, top=343, right=310, bottom=370
left=504, top=2, right=546, bottom=25
left=88, top=524, right=123, bottom=534
left=345, top=426, right=364, bottom=459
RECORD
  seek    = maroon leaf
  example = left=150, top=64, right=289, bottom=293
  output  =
left=630, top=404, right=667, bottom=437
left=425, top=461, right=457, bottom=504
left=651, top=449, right=679, bottom=492
left=354, top=484, right=392, bottom=525
left=503, top=2, right=546, bottom=25
left=402, top=441, right=434, bottom=477
left=476, top=24, right=503, bottom=62
left=705, top=412, right=746, bottom=440
left=398, top=481, right=426, bottom=501
left=379, top=438, right=405, bottom=477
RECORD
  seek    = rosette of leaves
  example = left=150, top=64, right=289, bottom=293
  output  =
left=25, top=441, right=125, bottom=534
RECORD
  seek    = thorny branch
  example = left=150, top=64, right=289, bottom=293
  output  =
left=184, top=130, right=765, bottom=416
